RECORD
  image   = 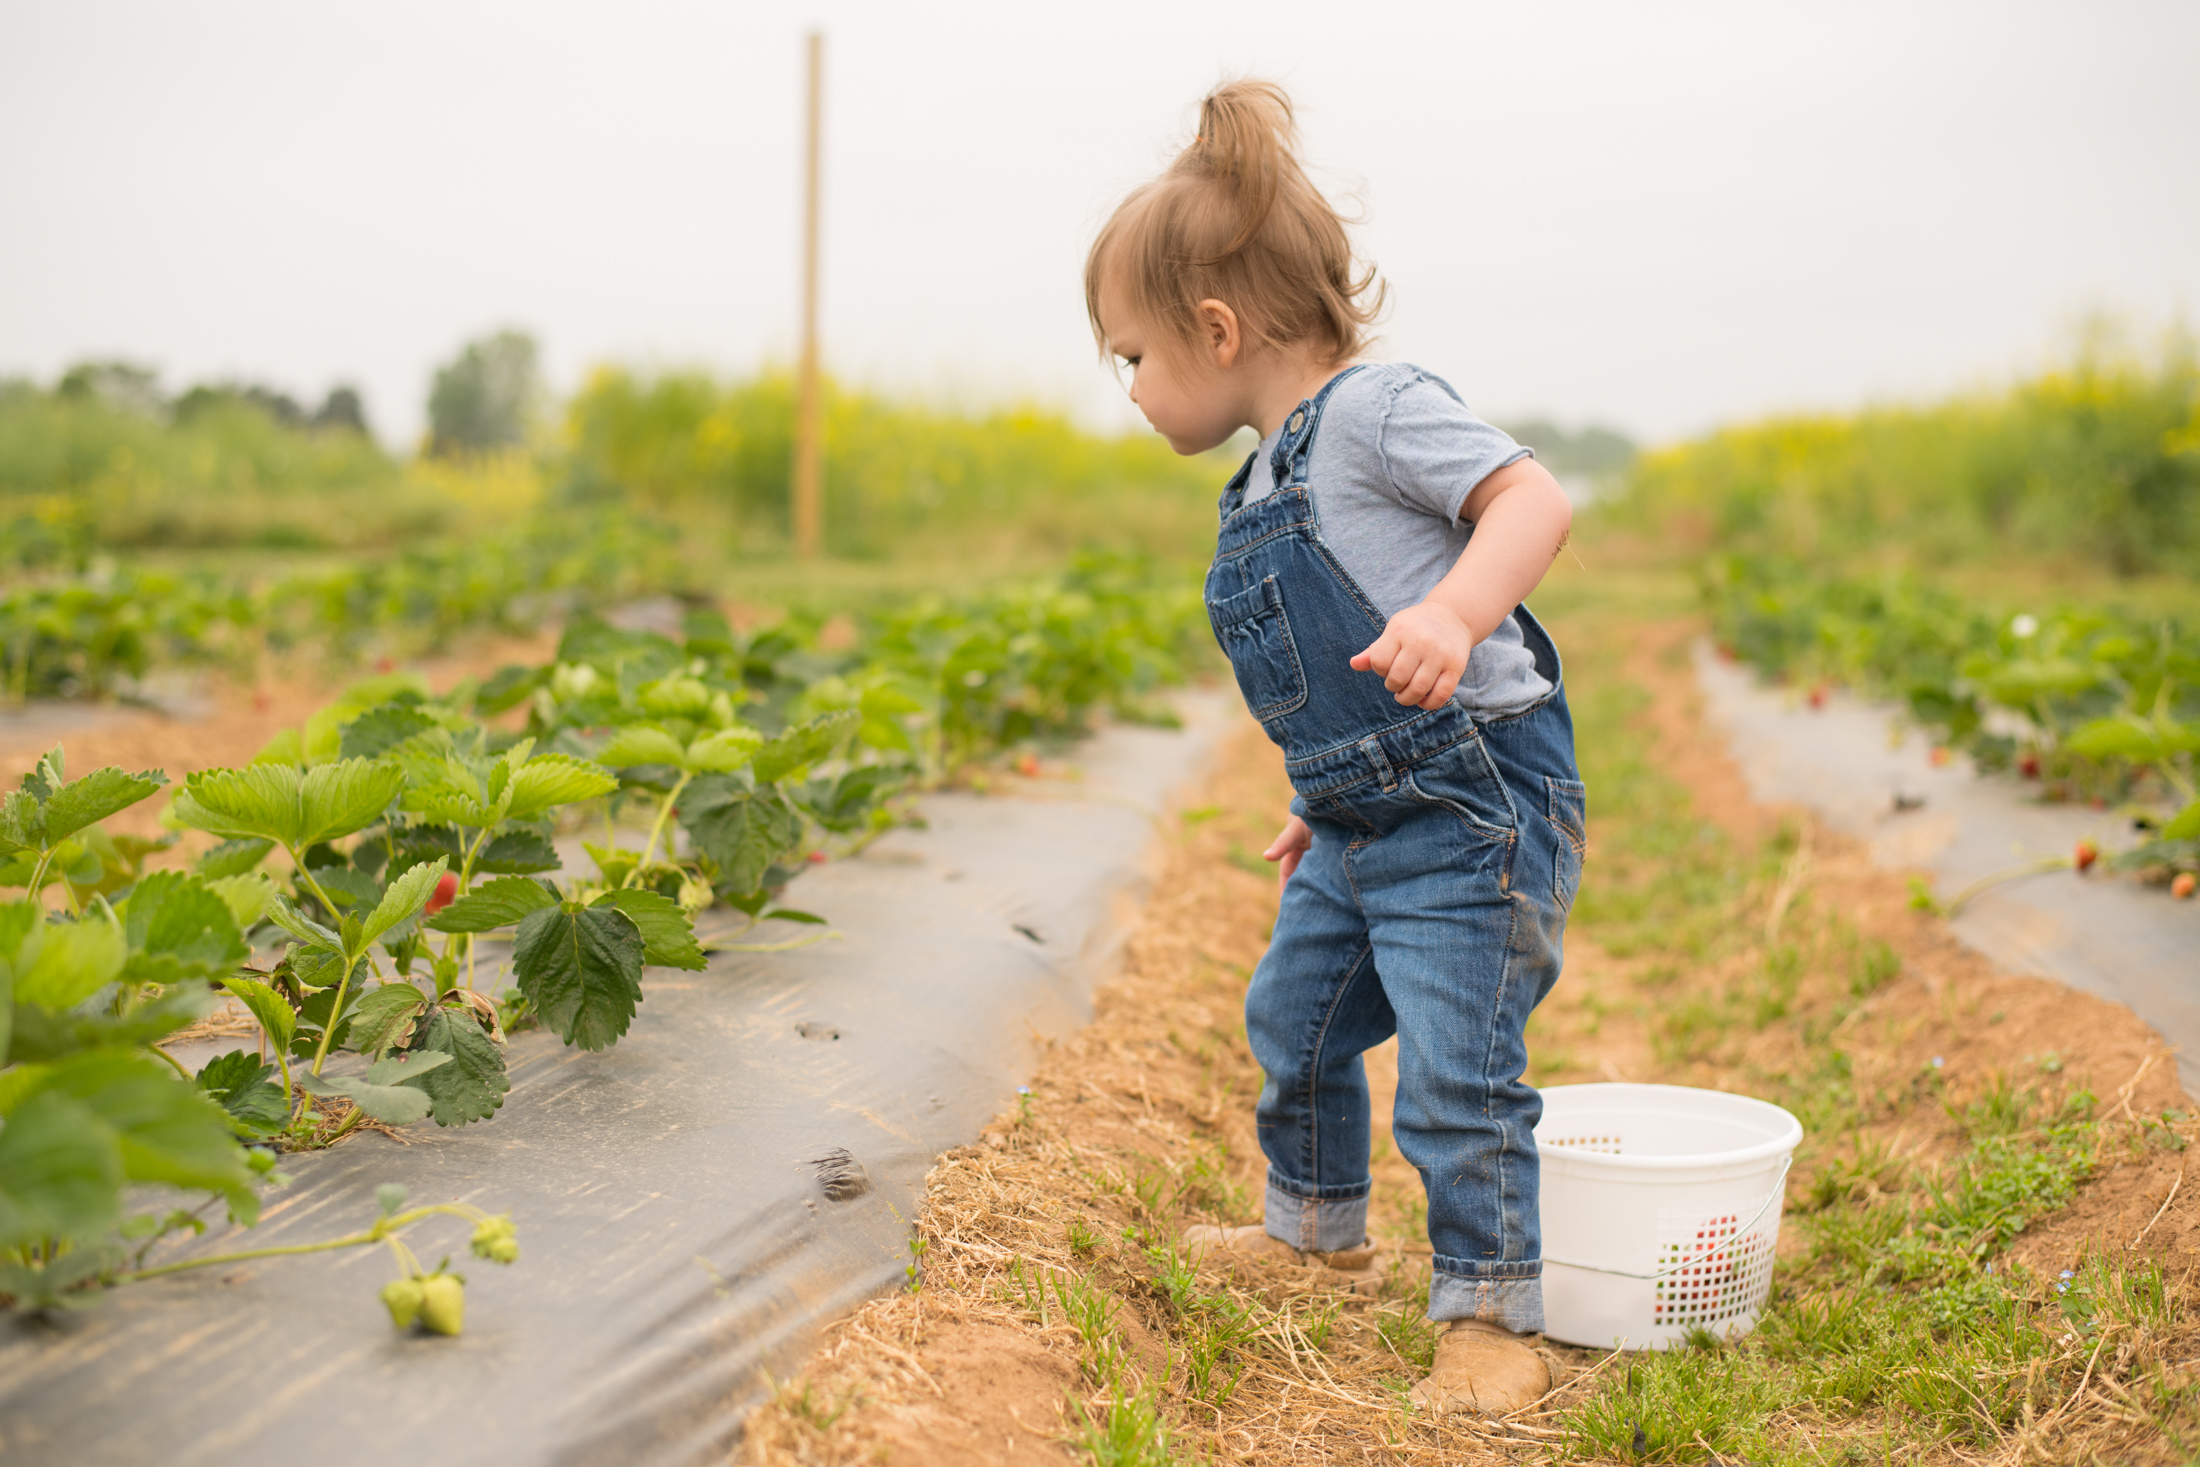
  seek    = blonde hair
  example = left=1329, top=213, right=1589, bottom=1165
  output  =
left=1085, top=80, right=1384, bottom=367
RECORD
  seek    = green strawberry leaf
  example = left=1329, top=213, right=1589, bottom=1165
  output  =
left=589, top=889, right=707, bottom=970
left=339, top=704, right=441, bottom=760
left=638, top=675, right=713, bottom=718
left=583, top=841, right=641, bottom=889
left=205, top=872, right=276, bottom=931
left=6, top=983, right=212, bottom=1065
left=348, top=983, right=431, bottom=1057
left=475, top=664, right=546, bottom=717
left=423, top=875, right=559, bottom=934
left=222, top=977, right=298, bottom=1053
left=0, top=789, right=44, bottom=855
left=686, top=727, right=763, bottom=773
left=195, top=836, right=275, bottom=879
left=194, top=1051, right=287, bottom=1136
left=30, top=1052, right=259, bottom=1223
left=2165, top=799, right=2200, bottom=842
left=12, top=915, right=128, bottom=1011
left=42, top=766, right=169, bottom=843
left=595, top=725, right=687, bottom=768
left=0, top=1089, right=125, bottom=1248
left=682, top=779, right=802, bottom=896
left=361, top=857, right=448, bottom=950
left=297, top=866, right=378, bottom=910
left=752, top=710, right=858, bottom=784
left=401, top=754, right=511, bottom=829
left=300, top=1050, right=452, bottom=1126
left=406, top=1007, right=510, bottom=1126
left=171, top=763, right=311, bottom=848
left=503, top=754, right=619, bottom=820
left=299, top=758, right=406, bottom=847
left=511, top=902, right=644, bottom=1051
left=263, top=894, right=341, bottom=954
left=120, top=872, right=249, bottom=983
left=475, top=828, right=559, bottom=874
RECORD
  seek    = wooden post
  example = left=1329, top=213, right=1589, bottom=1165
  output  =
left=792, top=30, right=824, bottom=560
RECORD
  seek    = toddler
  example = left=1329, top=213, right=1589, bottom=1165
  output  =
left=1085, top=80, right=1583, bottom=1416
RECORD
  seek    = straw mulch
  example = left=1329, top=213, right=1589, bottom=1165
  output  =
left=740, top=717, right=1605, bottom=1466
left=743, top=618, right=2200, bottom=1465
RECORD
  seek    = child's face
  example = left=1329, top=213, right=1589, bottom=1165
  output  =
left=1097, top=281, right=1245, bottom=457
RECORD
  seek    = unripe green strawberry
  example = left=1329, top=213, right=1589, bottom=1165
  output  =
left=380, top=1277, right=426, bottom=1330
left=470, top=1214, right=520, bottom=1265
left=419, top=1274, right=465, bottom=1336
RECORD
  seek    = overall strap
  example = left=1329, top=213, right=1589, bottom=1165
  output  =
left=1268, top=363, right=1367, bottom=489
left=1216, top=364, right=1368, bottom=521
left=1217, top=450, right=1258, bottom=522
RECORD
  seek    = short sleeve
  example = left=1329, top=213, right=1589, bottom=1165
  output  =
left=1375, top=372, right=1532, bottom=527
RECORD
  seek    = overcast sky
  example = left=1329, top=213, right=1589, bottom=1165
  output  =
left=3, top=1, right=2195, bottom=449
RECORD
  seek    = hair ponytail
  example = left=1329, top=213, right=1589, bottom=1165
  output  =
left=1087, top=79, right=1383, bottom=365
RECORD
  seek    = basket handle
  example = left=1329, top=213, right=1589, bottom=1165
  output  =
left=1540, top=1155, right=1792, bottom=1282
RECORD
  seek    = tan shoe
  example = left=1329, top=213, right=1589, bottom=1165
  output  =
left=1407, top=1321, right=1553, bottom=1417
left=1180, top=1224, right=1385, bottom=1294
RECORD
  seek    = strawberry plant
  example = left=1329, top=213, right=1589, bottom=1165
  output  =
left=0, top=749, right=518, bottom=1320
left=1, top=506, right=681, bottom=708
left=1, top=555, right=1212, bottom=1315
left=1706, top=560, right=2200, bottom=889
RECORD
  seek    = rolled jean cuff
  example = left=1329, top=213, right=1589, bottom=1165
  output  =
left=1428, top=1266, right=1544, bottom=1334
left=1263, top=1174, right=1369, bottom=1254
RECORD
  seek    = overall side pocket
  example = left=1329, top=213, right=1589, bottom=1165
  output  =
left=1207, top=575, right=1309, bottom=720
left=1545, top=776, right=1587, bottom=912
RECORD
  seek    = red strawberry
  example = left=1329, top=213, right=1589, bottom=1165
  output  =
left=2018, top=752, right=2041, bottom=779
left=1807, top=686, right=1827, bottom=710
left=425, top=872, right=459, bottom=914
left=2074, top=839, right=2099, bottom=873
left=807, top=850, right=829, bottom=864
left=2172, top=872, right=2195, bottom=900
left=1016, top=753, right=1040, bottom=777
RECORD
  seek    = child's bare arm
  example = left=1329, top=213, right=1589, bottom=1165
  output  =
left=1350, top=458, right=1573, bottom=709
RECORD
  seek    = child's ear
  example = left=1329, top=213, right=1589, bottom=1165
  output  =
left=1197, top=299, right=1242, bottom=369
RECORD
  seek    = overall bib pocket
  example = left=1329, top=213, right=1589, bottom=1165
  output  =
left=1208, top=575, right=1309, bottom=720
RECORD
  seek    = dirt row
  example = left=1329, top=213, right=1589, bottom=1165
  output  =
left=740, top=618, right=2198, bottom=1465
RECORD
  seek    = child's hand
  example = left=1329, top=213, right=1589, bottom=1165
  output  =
left=1351, top=600, right=1476, bottom=709
left=1264, top=814, right=1312, bottom=891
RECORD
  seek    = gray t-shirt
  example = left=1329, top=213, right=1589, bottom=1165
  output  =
left=1241, top=362, right=1554, bottom=716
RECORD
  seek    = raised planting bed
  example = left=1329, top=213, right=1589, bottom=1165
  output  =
left=1697, top=642, right=2200, bottom=1090
left=0, top=694, right=1229, bottom=1467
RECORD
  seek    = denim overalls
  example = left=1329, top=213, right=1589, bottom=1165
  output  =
left=1207, top=368, right=1584, bottom=1332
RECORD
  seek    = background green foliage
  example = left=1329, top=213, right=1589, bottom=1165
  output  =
left=1606, top=334, right=2200, bottom=577
left=560, top=365, right=1229, bottom=563
left=0, top=375, right=419, bottom=554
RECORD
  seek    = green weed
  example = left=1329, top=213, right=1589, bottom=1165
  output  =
left=1850, top=939, right=1901, bottom=996
left=1067, top=1380, right=1174, bottom=1467
left=1373, top=1282, right=1442, bottom=1372
left=1066, top=1217, right=1101, bottom=1259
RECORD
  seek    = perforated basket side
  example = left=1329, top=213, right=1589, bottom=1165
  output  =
left=1650, top=1205, right=1779, bottom=1332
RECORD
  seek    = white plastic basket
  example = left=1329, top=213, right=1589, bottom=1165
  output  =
left=1535, top=1082, right=1802, bottom=1351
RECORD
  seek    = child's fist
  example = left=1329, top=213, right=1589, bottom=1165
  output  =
left=1352, top=601, right=1476, bottom=710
